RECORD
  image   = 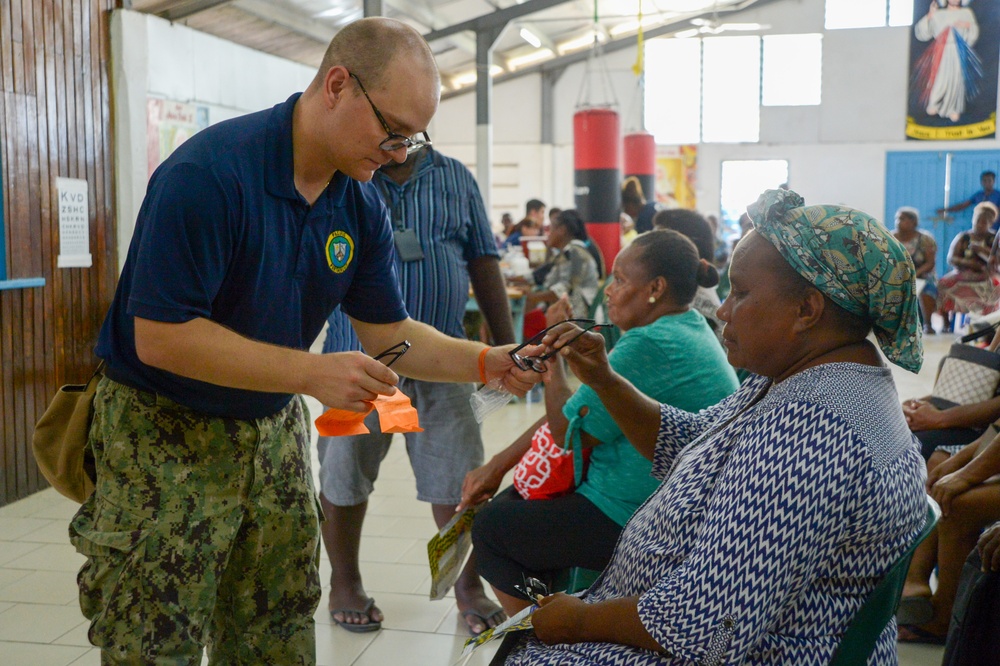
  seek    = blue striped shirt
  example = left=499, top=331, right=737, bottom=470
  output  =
left=324, top=149, right=499, bottom=353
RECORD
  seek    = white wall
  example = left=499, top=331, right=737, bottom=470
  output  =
left=110, top=9, right=315, bottom=269
left=434, top=0, right=1000, bottom=225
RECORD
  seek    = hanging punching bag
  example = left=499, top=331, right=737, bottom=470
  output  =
left=574, top=107, right=620, bottom=269
left=624, top=132, right=656, bottom=205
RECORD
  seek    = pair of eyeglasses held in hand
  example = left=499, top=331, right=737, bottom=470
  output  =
left=514, top=574, right=549, bottom=604
left=373, top=340, right=410, bottom=368
left=508, top=319, right=611, bottom=373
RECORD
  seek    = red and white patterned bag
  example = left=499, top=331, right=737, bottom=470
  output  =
left=512, top=421, right=589, bottom=500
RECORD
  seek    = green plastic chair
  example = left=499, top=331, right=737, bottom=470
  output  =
left=553, top=566, right=602, bottom=594
left=587, top=278, right=620, bottom=351
left=828, top=497, right=941, bottom=666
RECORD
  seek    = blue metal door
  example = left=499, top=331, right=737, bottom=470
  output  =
left=885, top=151, right=948, bottom=276
left=886, top=150, right=1000, bottom=278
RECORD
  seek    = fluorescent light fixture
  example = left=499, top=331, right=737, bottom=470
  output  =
left=557, top=30, right=606, bottom=54
left=449, top=65, right=505, bottom=88
left=673, top=28, right=701, bottom=39
left=609, top=15, right=665, bottom=37
left=519, top=27, right=542, bottom=48
left=507, top=48, right=554, bottom=70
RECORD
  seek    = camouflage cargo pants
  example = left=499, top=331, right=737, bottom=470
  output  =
left=69, top=377, right=322, bottom=665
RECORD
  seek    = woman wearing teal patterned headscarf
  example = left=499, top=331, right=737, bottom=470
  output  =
left=745, top=188, right=923, bottom=374
left=492, top=190, right=927, bottom=665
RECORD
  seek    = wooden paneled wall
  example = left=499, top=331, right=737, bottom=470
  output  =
left=1, top=0, right=119, bottom=505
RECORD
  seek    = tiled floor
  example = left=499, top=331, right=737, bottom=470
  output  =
left=0, top=334, right=955, bottom=665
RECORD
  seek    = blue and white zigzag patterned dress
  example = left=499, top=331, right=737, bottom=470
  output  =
left=506, top=363, right=926, bottom=666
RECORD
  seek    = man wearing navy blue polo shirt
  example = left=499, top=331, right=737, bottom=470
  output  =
left=938, top=171, right=1000, bottom=231
left=69, top=18, right=536, bottom=665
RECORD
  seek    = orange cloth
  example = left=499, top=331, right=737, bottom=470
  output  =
left=373, top=391, right=423, bottom=433
left=314, top=391, right=423, bottom=436
left=315, top=403, right=374, bottom=436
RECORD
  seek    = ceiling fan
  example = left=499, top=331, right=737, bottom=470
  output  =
left=679, top=3, right=770, bottom=37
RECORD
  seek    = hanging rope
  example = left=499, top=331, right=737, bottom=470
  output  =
left=575, top=0, right=619, bottom=110
left=624, top=0, right=646, bottom=133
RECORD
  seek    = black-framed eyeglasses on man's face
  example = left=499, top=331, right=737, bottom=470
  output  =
left=349, top=72, right=432, bottom=155
left=508, top=319, right=610, bottom=373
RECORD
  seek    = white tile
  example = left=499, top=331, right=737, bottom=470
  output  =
left=15, top=520, right=74, bottom=545
left=313, top=620, right=378, bottom=666
left=350, top=629, right=498, bottom=666
left=364, top=592, right=452, bottom=633
left=359, top=514, right=400, bottom=538
left=357, top=536, right=421, bottom=564
left=5, top=544, right=85, bottom=572
left=397, top=540, right=435, bottom=566
left=389, top=516, right=440, bottom=539
left=66, top=648, right=101, bottom=666
left=0, top=570, right=79, bottom=605
left=28, top=500, right=83, bottom=521
left=0, top=603, right=88, bottom=643
left=368, top=497, right=433, bottom=519
left=0, top=490, right=64, bottom=518
left=0, top=517, right=57, bottom=541
left=0, top=640, right=88, bottom=666
left=52, top=619, right=93, bottom=648
left=0, top=540, right=44, bottom=566
left=0, top=568, right=31, bottom=588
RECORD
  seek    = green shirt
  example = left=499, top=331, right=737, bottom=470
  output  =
left=563, top=310, right=739, bottom=526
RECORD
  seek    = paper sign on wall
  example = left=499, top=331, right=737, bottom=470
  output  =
left=56, top=177, right=91, bottom=268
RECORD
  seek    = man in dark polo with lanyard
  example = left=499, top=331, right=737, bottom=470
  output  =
left=70, top=18, right=536, bottom=665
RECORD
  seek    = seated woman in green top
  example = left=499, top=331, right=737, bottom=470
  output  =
left=463, top=230, right=739, bottom=616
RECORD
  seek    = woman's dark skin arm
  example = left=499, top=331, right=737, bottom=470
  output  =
left=532, top=593, right=665, bottom=653
left=543, top=326, right=662, bottom=461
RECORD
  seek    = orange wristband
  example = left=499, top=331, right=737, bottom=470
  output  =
left=478, top=347, right=491, bottom=385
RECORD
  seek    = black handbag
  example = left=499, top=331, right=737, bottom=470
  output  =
left=942, top=548, right=1000, bottom=666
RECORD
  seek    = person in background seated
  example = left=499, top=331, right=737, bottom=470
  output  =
left=898, top=428, right=1000, bottom=645
left=505, top=199, right=546, bottom=250
left=893, top=207, right=938, bottom=334
left=465, top=230, right=738, bottom=616
left=515, top=210, right=601, bottom=334
left=621, top=177, right=660, bottom=234
left=496, top=212, right=515, bottom=249
left=937, top=201, right=999, bottom=327
left=547, top=207, right=562, bottom=236
left=653, top=209, right=725, bottom=345
left=500, top=189, right=926, bottom=665
left=903, top=331, right=1000, bottom=463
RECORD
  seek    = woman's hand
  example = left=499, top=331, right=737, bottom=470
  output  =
left=545, top=295, right=573, bottom=328
left=457, top=461, right=505, bottom=512
left=927, top=453, right=964, bottom=489
left=977, top=521, right=1000, bottom=572
left=903, top=400, right=947, bottom=431
left=930, top=471, right=976, bottom=517
left=532, top=593, right=588, bottom=644
left=540, top=323, right=613, bottom=389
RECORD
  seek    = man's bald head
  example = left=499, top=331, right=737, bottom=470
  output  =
left=315, top=17, right=440, bottom=97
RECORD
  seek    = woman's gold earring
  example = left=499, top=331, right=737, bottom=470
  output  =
left=648, top=296, right=656, bottom=304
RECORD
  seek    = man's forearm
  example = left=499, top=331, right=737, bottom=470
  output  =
left=135, top=316, right=313, bottom=394
left=351, top=316, right=486, bottom=384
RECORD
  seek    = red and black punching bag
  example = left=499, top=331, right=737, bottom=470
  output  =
left=624, top=132, right=656, bottom=204
left=574, top=107, right=620, bottom=269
